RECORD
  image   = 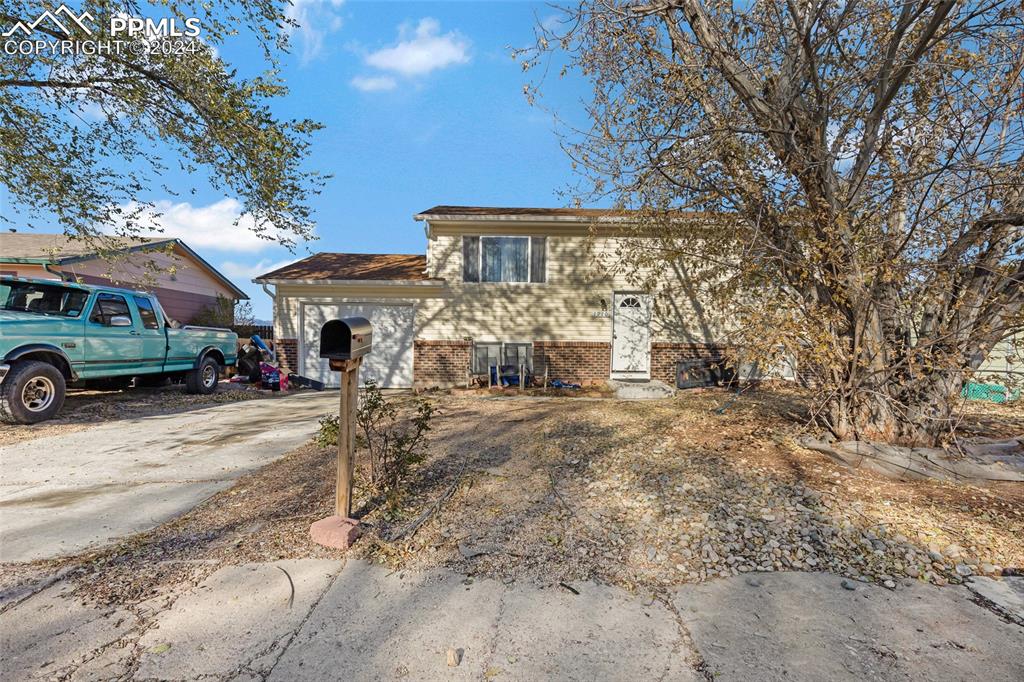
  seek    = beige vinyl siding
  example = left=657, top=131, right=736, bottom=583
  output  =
left=422, top=232, right=616, bottom=341
left=422, top=230, right=725, bottom=343
left=273, top=283, right=444, bottom=340
left=271, top=219, right=729, bottom=346
left=976, top=335, right=1022, bottom=383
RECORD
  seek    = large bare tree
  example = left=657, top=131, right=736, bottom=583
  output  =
left=525, top=0, right=1024, bottom=446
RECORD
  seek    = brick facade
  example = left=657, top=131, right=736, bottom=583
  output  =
left=274, top=338, right=299, bottom=375
left=649, top=342, right=728, bottom=386
left=414, top=339, right=471, bottom=388
left=411, top=339, right=727, bottom=387
left=533, top=341, right=611, bottom=385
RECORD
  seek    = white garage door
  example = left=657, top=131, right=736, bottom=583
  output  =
left=301, top=303, right=414, bottom=388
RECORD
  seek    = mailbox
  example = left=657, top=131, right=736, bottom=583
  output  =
left=320, top=317, right=373, bottom=368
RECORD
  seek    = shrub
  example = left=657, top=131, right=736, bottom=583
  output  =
left=315, top=414, right=339, bottom=448
left=359, top=381, right=434, bottom=496
left=315, top=381, right=434, bottom=497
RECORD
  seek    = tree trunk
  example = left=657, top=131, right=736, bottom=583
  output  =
left=826, top=370, right=962, bottom=447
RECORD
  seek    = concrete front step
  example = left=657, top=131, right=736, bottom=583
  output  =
left=609, top=378, right=676, bottom=400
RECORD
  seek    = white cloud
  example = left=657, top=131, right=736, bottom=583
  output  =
left=364, top=18, right=469, bottom=77
left=219, top=258, right=296, bottom=281
left=350, top=75, right=397, bottom=92
left=107, top=198, right=304, bottom=253
left=287, top=0, right=345, bottom=64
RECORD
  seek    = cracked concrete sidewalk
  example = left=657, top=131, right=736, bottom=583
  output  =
left=1, top=560, right=1022, bottom=681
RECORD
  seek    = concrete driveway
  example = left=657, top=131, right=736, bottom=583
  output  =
left=0, top=391, right=337, bottom=562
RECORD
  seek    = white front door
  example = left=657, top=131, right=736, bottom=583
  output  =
left=611, top=292, right=651, bottom=378
left=301, top=303, right=415, bottom=388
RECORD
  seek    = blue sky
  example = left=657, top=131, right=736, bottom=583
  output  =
left=4, top=2, right=595, bottom=319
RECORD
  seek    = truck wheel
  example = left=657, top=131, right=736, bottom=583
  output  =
left=185, top=356, right=220, bottom=395
left=0, top=361, right=66, bottom=424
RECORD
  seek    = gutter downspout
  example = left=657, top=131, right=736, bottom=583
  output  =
left=423, top=219, right=431, bottom=276
left=260, top=281, right=278, bottom=336
left=44, top=263, right=71, bottom=281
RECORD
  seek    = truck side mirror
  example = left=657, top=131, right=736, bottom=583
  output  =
left=109, top=315, right=132, bottom=327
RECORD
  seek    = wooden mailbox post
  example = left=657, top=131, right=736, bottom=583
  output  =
left=332, top=356, right=361, bottom=518
left=309, top=317, right=372, bottom=549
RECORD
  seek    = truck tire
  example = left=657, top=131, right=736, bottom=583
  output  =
left=0, top=360, right=66, bottom=424
left=185, top=356, right=220, bottom=395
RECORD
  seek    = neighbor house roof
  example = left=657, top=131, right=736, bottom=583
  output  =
left=0, top=232, right=248, bottom=299
left=254, top=253, right=433, bottom=283
left=0, top=233, right=166, bottom=261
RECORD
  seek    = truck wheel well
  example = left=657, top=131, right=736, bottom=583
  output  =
left=12, top=351, right=72, bottom=379
left=200, top=348, right=226, bottom=366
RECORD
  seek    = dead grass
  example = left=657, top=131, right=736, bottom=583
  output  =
left=7, top=387, right=1021, bottom=606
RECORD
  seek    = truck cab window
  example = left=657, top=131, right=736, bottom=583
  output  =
left=133, top=296, right=160, bottom=330
left=89, top=293, right=131, bottom=326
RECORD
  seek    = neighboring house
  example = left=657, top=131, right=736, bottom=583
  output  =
left=0, top=233, right=248, bottom=324
left=256, top=206, right=730, bottom=389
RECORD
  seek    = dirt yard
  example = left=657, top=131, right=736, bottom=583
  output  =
left=7, top=386, right=1021, bottom=609
left=0, top=382, right=270, bottom=447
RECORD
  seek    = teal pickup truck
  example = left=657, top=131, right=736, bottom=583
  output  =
left=0, top=277, right=238, bottom=424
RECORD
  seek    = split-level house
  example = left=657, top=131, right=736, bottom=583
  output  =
left=256, top=205, right=1021, bottom=392
left=256, top=205, right=736, bottom=388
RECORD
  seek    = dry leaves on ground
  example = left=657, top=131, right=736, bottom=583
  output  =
left=11, top=387, right=1019, bottom=608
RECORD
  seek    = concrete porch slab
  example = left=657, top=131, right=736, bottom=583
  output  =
left=609, top=378, right=676, bottom=400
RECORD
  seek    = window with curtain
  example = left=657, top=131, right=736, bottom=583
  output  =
left=481, top=236, right=529, bottom=282
left=463, top=236, right=546, bottom=283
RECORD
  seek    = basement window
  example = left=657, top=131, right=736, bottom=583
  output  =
left=472, top=342, right=534, bottom=374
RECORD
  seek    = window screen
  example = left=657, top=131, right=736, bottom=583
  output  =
left=133, top=296, right=160, bottom=329
left=89, top=293, right=131, bottom=326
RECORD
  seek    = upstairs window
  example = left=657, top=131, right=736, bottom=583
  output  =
left=482, top=236, right=528, bottom=282
left=463, top=236, right=546, bottom=283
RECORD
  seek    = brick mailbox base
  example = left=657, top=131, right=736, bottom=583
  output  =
left=310, top=515, right=361, bottom=550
